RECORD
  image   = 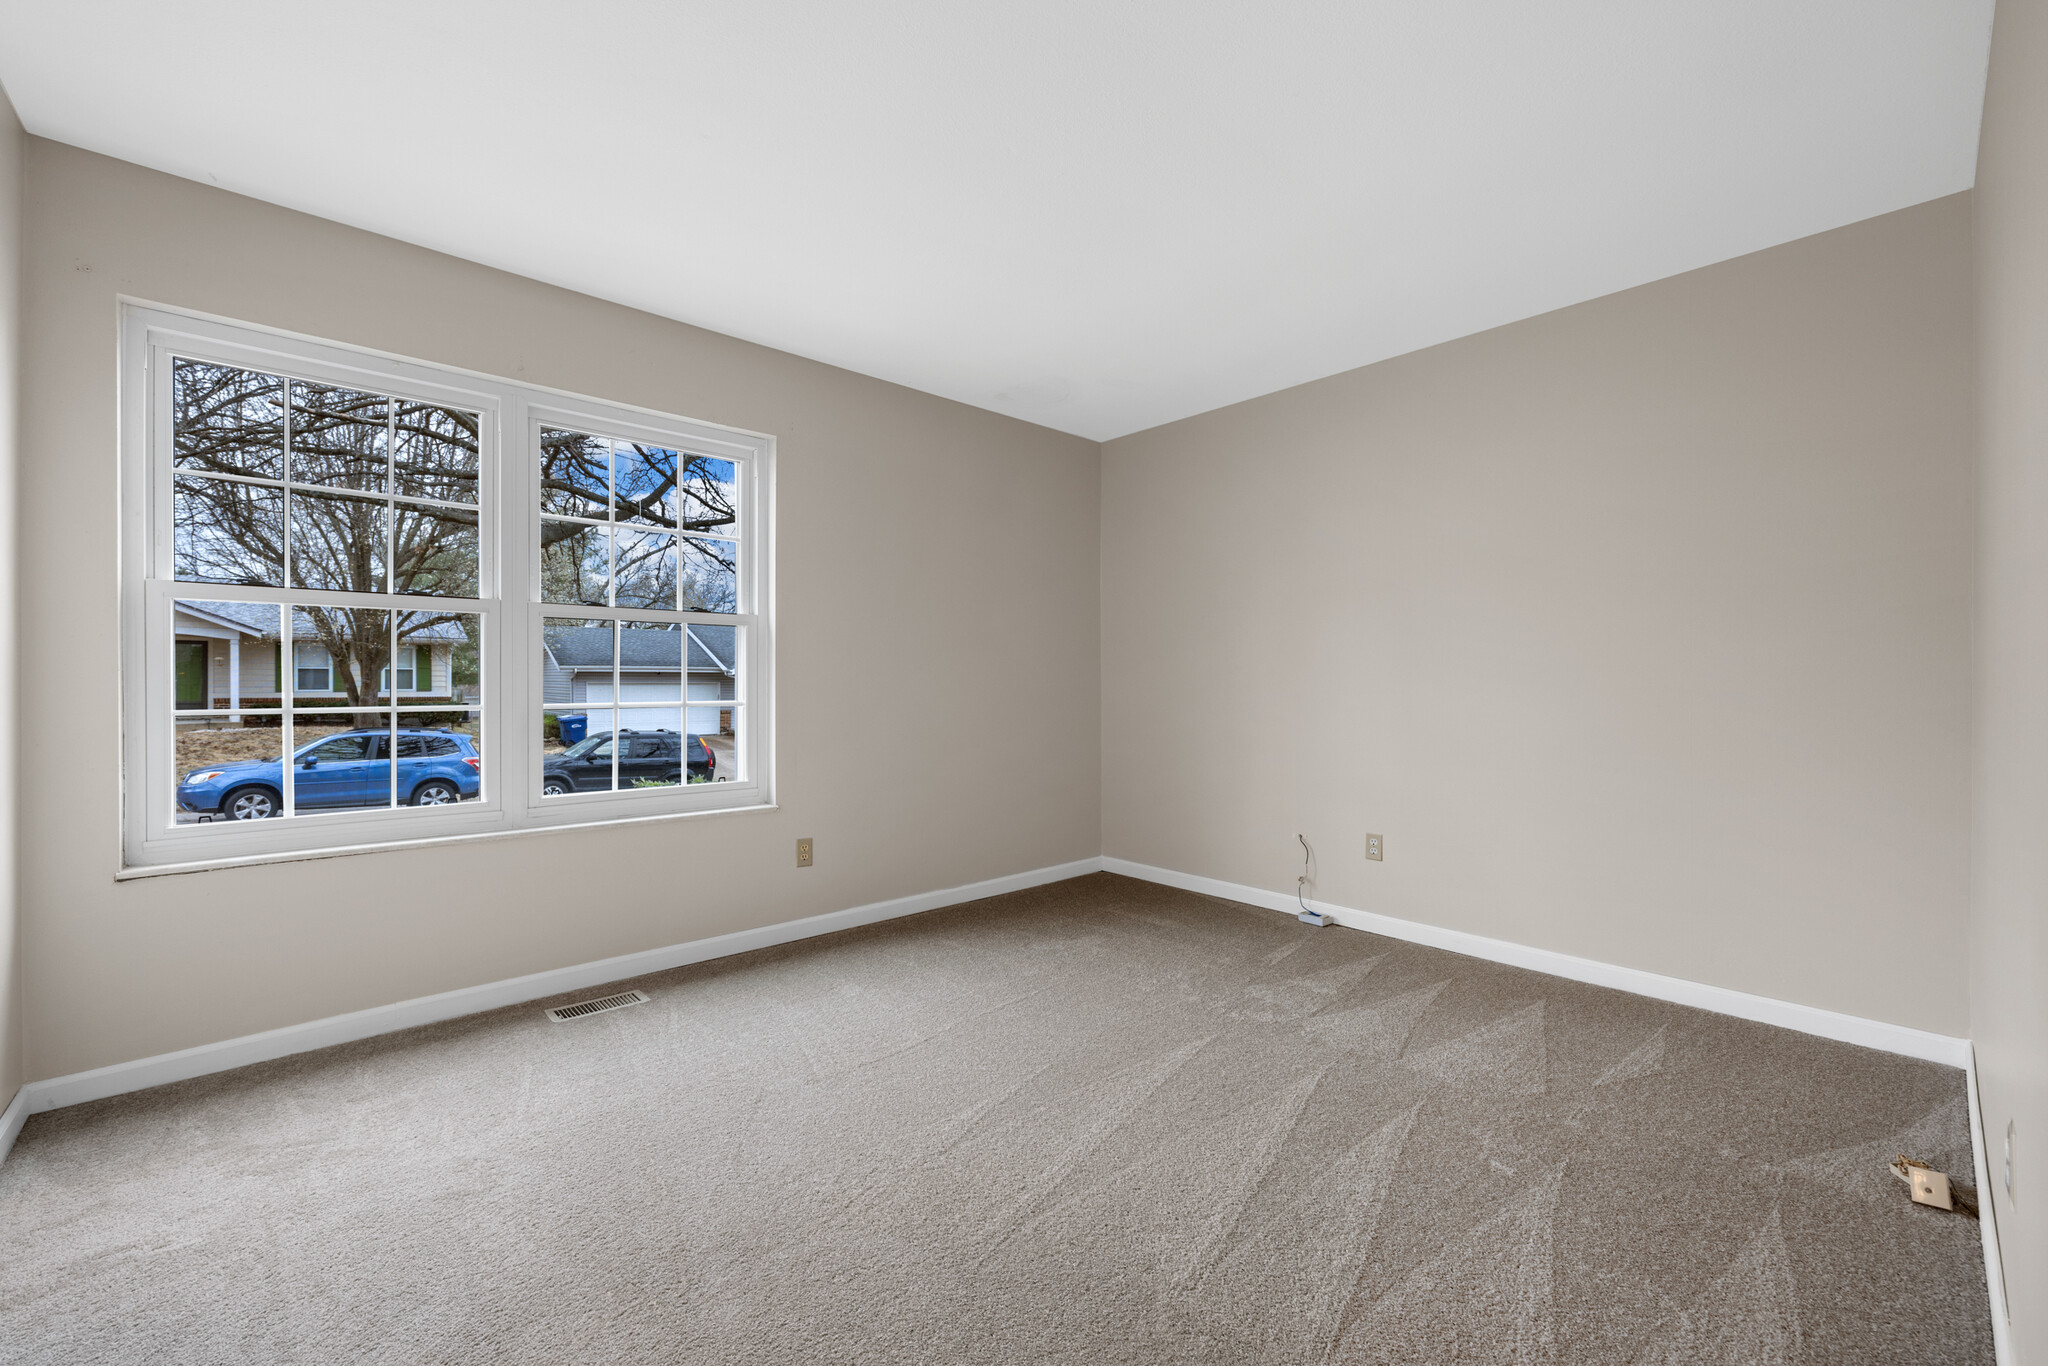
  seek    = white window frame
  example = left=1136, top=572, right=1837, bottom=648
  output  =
left=119, top=303, right=776, bottom=873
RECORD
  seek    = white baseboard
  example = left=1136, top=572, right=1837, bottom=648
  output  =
left=1967, top=1046, right=2016, bottom=1365
left=0, top=1084, right=26, bottom=1170
left=10, top=857, right=1102, bottom=1126
left=1101, top=857, right=1973, bottom=1068
left=8, top=855, right=1977, bottom=1155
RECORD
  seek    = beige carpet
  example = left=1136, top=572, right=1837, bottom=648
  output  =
left=0, top=873, right=1995, bottom=1364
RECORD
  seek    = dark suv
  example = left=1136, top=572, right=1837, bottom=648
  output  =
left=541, top=729, right=713, bottom=795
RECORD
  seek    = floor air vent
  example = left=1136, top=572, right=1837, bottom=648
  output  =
left=545, top=990, right=650, bottom=1022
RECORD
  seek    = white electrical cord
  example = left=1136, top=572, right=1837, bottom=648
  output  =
left=1297, top=834, right=1332, bottom=926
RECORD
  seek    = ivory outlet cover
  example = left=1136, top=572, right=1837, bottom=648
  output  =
left=1365, top=834, right=1383, bottom=862
left=1909, top=1167, right=1953, bottom=1210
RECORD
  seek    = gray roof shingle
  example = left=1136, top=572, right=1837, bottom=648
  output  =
left=543, top=623, right=736, bottom=675
left=179, top=600, right=470, bottom=642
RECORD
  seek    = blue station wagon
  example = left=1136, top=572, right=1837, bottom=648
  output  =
left=178, top=728, right=481, bottom=820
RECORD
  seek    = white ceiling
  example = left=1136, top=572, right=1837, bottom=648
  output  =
left=0, top=2, right=1996, bottom=440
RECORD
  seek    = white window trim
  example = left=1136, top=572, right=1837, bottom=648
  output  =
left=119, top=301, right=776, bottom=873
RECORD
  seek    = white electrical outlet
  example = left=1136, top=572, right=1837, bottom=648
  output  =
left=1908, top=1165, right=1954, bottom=1210
left=1365, top=833, right=1383, bottom=862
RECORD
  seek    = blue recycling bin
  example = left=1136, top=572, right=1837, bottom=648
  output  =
left=557, top=713, right=588, bottom=745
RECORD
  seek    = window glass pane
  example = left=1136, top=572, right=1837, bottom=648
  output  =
left=676, top=454, right=739, bottom=540
left=392, top=502, right=480, bottom=598
left=621, top=622, right=685, bottom=674
left=175, top=723, right=287, bottom=823
left=288, top=710, right=395, bottom=814
left=174, top=475, right=283, bottom=586
left=171, top=600, right=277, bottom=714
left=294, top=607, right=391, bottom=712
left=618, top=718, right=683, bottom=787
left=173, top=360, right=284, bottom=479
left=394, top=400, right=479, bottom=505
left=539, top=428, right=610, bottom=518
left=542, top=709, right=618, bottom=795
left=394, top=704, right=481, bottom=808
left=679, top=536, right=738, bottom=613
left=540, top=520, right=610, bottom=606
left=686, top=622, right=737, bottom=782
left=685, top=623, right=737, bottom=726
left=175, top=725, right=286, bottom=823
left=172, top=600, right=286, bottom=826
left=290, top=490, right=387, bottom=593
left=543, top=616, right=613, bottom=698
left=397, top=610, right=479, bottom=701
left=289, top=381, right=389, bottom=492
left=542, top=615, right=613, bottom=797
left=614, top=443, right=677, bottom=526
left=701, top=705, right=738, bottom=784
left=614, top=529, right=677, bottom=610
left=448, top=620, right=481, bottom=703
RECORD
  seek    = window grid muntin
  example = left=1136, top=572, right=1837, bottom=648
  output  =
left=176, top=465, right=478, bottom=516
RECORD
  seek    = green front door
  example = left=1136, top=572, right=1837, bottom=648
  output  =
left=175, top=640, right=208, bottom=709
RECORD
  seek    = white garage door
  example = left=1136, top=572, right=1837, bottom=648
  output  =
left=585, top=681, right=682, bottom=737
left=687, top=681, right=726, bottom=735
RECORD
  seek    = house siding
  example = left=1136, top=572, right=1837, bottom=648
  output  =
left=534, top=645, right=568, bottom=706
left=179, top=634, right=457, bottom=704
left=185, top=635, right=277, bottom=701
left=239, top=641, right=277, bottom=696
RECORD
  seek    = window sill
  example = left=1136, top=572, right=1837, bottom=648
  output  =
left=116, top=799, right=780, bottom=880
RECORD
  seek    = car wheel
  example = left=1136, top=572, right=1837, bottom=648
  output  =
left=542, top=777, right=572, bottom=797
left=412, top=779, right=460, bottom=806
left=223, top=786, right=279, bottom=820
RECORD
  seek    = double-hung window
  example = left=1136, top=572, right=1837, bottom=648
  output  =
left=120, top=306, right=774, bottom=872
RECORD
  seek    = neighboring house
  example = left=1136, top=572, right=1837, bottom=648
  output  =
left=542, top=623, right=737, bottom=736
left=174, top=600, right=470, bottom=722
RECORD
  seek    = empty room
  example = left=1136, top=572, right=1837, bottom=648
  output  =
left=0, top=2, right=2040, bottom=1362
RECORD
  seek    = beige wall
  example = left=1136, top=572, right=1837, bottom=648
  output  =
left=0, top=86, right=20, bottom=1110
left=1102, top=194, right=1976, bottom=1037
left=1973, top=0, right=2048, bottom=1353
left=18, top=139, right=1101, bottom=1082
